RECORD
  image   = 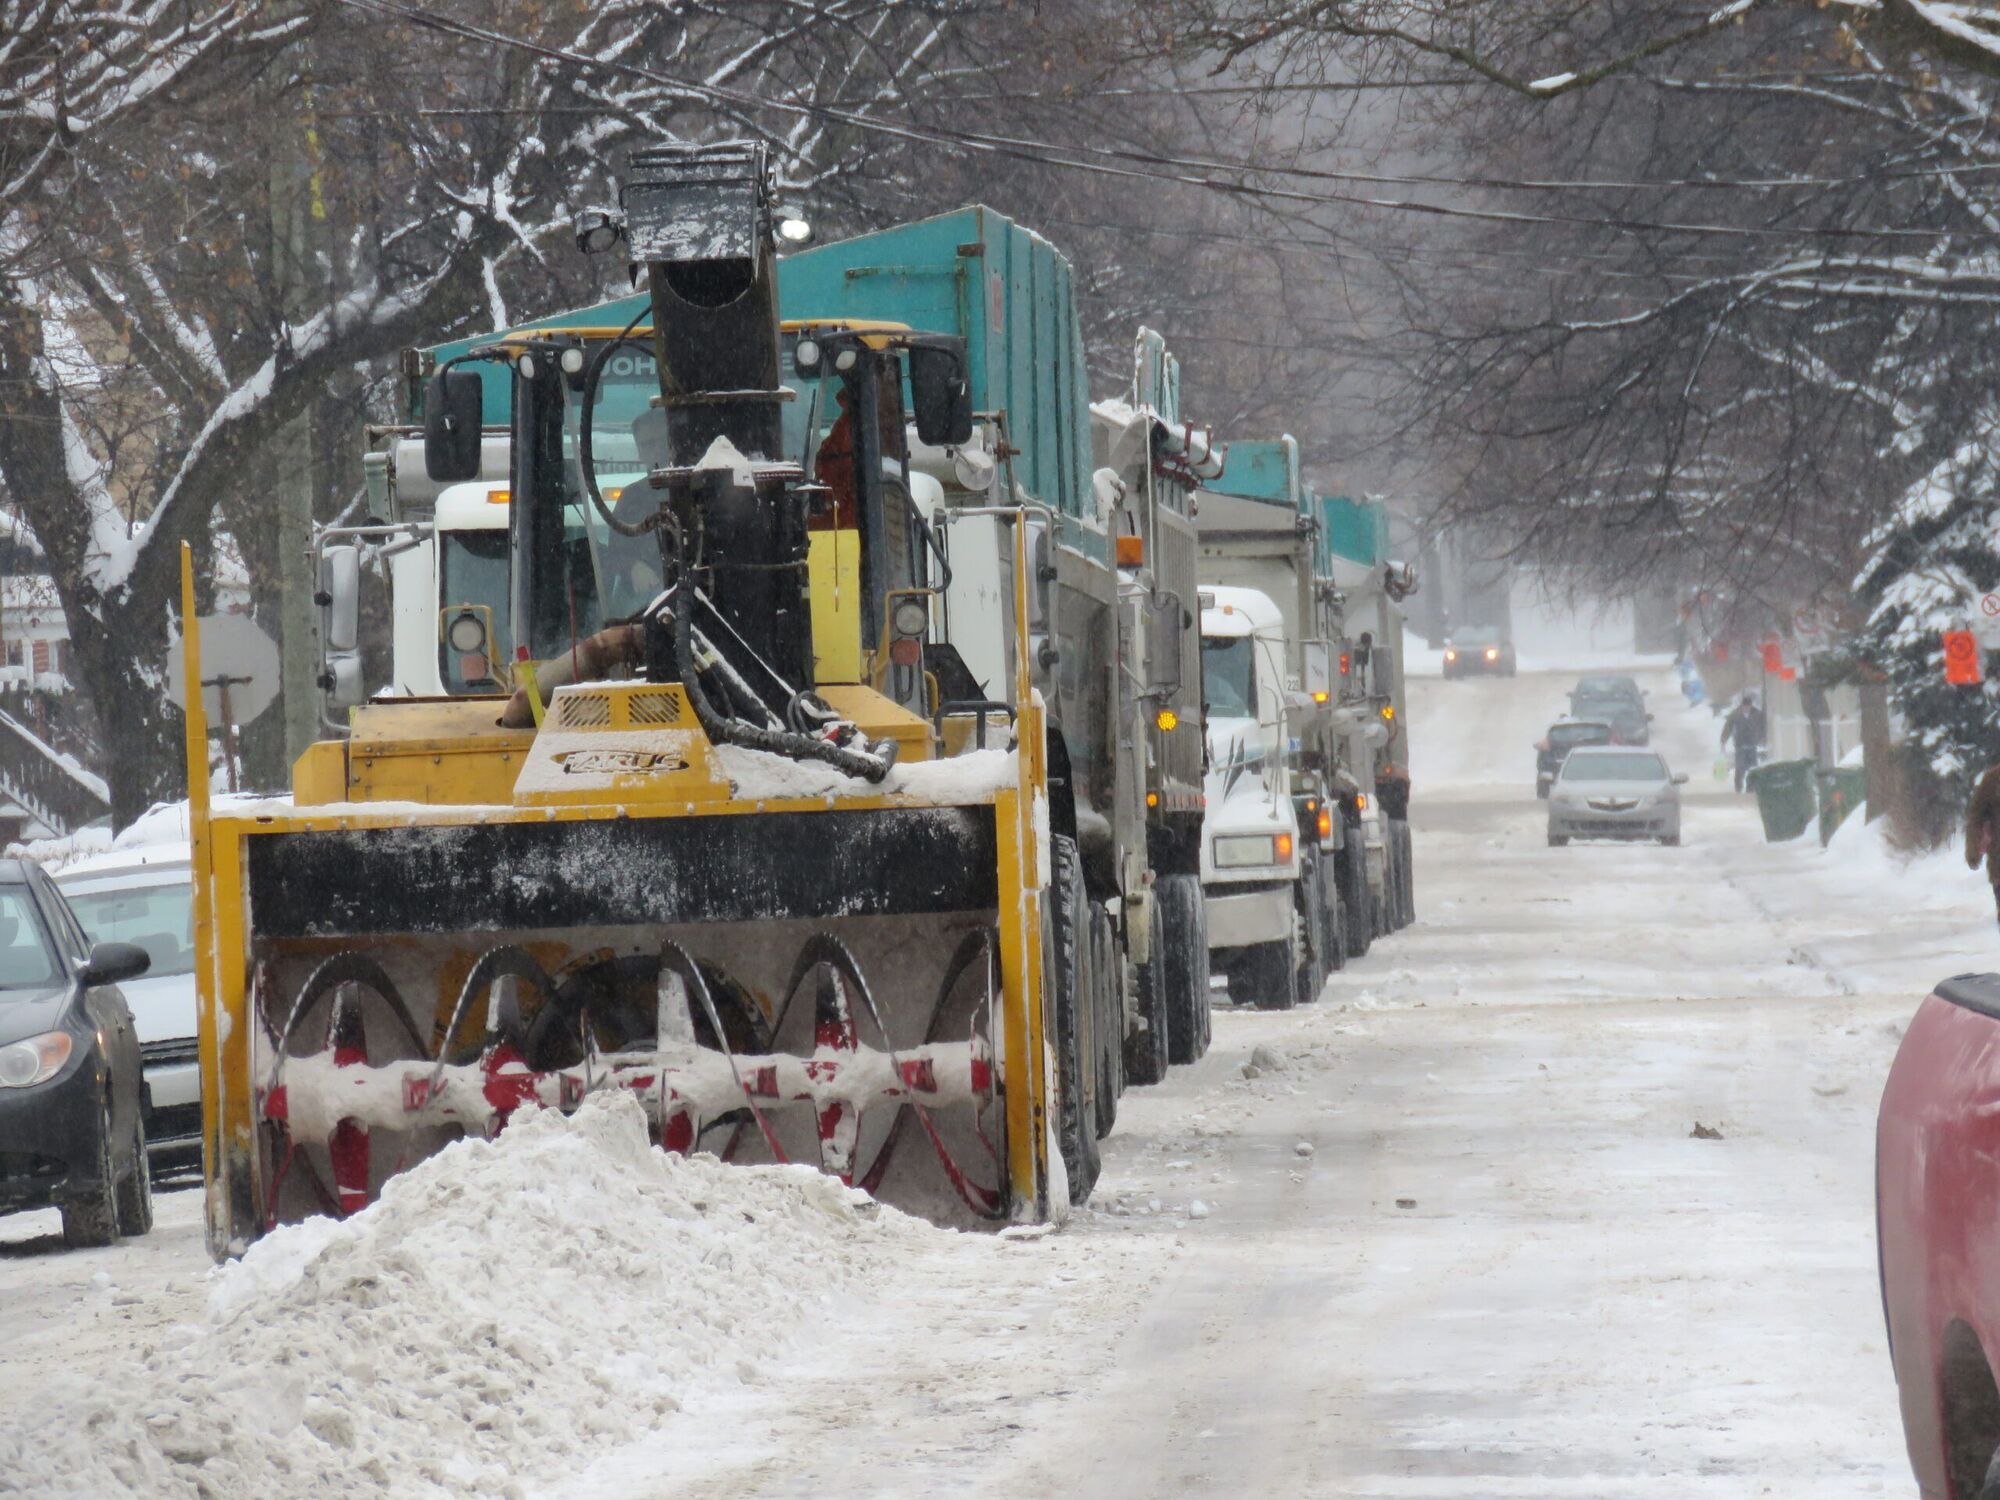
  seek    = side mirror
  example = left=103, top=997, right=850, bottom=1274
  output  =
left=1672, top=772, right=1690, bottom=785
left=1302, top=640, right=1333, bottom=703
left=424, top=368, right=484, bottom=482
left=1646, top=712, right=1656, bottom=722
left=319, top=543, right=365, bottom=710
left=908, top=343, right=974, bottom=446
left=1371, top=647, right=1394, bottom=693
left=81, top=941, right=149, bottom=987
left=321, top=545, right=360, bottom=655
left=1145, top=593, right=1184, bottom=698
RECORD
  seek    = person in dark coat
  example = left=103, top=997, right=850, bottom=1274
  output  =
left=1720, top=692, right=1766, bottom=793
left=1965, top=765, right=2000, bottom=927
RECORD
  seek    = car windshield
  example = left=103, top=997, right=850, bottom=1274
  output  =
left=65, top=881, right=192, bottom=978
left=1563, top=752, right=1667, bottom=782
left=1203, top=635, right=1256, bottom=718
left=0, top=886, right=55, bottom=988
left=1454, top=626, right=1501, bottom=646
left=437, top=528, right=509, bottom=692
left=1550, top=723, right=1609, bottom=747
left=1576, top=676, right=1639, bottom=699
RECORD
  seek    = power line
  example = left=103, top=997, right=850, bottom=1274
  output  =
left=331, top=0, right=1971, bottom=244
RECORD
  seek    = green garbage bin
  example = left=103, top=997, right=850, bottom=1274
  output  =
left=1745, top=759, right=1817, bottom=842
left=1817, top=766, right=1867, bottom=846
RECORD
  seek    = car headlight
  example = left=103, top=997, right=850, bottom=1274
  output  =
left=1214, top=833, right=1292, bottom=868
left=0, top=1031, right=73, bottom=1089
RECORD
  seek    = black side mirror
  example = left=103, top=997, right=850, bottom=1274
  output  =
left=908, top=343, right=974, bottom=446
left=424, top=368, right=484, bottom=482
left=81, top=942, right=149, bottom=987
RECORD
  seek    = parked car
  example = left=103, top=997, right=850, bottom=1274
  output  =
left=1534, top=719, right=1614, bottom=799
left=0, top=858, right=154, bottom=1247
left=56, top=846, right=199, bottom=1173
left=1546, top=747, right=1686, bottom=845
left=1573, top=692, right=1652, bottom=746
left=1443, top=625, right=1517, bottom=679
left=1879, top=975, right=2000, bottom=1500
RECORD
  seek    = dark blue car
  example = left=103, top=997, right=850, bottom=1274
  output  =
left=0, top=859, right=155, bottom=1247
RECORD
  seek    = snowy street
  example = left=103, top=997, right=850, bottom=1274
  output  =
left=0, top=663, right=1976, bottom=1498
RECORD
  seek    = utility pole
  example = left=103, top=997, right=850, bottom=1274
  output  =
left=273, top=50, right=327, bottom=766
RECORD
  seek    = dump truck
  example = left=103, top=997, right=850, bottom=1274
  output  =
left=184, top=144, right=1088, bottom=1257
left=1196, top=438, right=1410, bottom=989
left=1089, top=328, right=1218, bottom=1076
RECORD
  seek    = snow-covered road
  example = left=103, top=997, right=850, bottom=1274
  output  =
left=1, top=664, right=1977, bottom=1498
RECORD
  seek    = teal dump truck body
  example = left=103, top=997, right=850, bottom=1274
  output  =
left=1207, top=437, right=1299, bottom=509
left=420, top=206, right=1096, bottom=555
left=1318, top=495, right=1387, bottom=568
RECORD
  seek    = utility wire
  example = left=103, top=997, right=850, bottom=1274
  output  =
left=331, top=0, right=1972, bottom=243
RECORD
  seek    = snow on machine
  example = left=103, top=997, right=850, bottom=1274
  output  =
left=182, top=144, right=1072, bottom=1257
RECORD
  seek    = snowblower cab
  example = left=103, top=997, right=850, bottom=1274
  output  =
left=183, top=142, right=1060, bottom=1259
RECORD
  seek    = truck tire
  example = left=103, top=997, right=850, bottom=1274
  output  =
left=1321, top=858, right=1348, bottom=974
left=1340, top=836, right=1373, bottom=959
left=1046, top=835, right=1100, bottom=1204
left=1125, top=914, right=1171, bottom=1088
left=1241, top=936, right=1298, bottom=1011
left=1157, top=873, right=1210, bottom=1065
left=1296, top=855, right=1329, bottom=1004
left=1091, top=901, right=1122, bottom=1139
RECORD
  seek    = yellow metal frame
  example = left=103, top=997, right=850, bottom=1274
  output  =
left=181, top=515, right=1053, bottom=1253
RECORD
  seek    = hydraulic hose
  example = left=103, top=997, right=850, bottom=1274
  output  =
left=672, top=579, right=894, bottom=784
left=576, top=304, right=656, bottom=539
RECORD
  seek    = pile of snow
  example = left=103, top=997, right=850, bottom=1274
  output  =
left=3, top=1095, right=946, bottom=1499
left=9, top=793, right=284, bottom=872
left=1819, top=801, right=1972, bottom=910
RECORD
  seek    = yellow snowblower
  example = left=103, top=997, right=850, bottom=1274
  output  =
left=183, top=143, right=1061, bottom=1258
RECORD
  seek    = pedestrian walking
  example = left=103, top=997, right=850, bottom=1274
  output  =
left=1720, top=692, right=1765, bottom=793
left=1965, top=765, right=2000, bottom=928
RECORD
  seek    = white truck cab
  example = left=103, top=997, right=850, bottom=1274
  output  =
left=1199, top=585, right=1311, bottom=1009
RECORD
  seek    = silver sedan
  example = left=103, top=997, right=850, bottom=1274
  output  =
left=1547, top=746, right=1687, bottom=846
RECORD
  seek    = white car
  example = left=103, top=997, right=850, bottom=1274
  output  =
left=55, top=844, right=199, bottom=1169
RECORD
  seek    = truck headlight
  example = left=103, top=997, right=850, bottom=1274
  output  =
left=1214, top=834, right=1279, bottom=868
left=0, top=1031, right=72, bottom=1089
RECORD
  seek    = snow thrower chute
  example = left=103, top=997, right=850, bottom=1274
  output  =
left=183, top=142, right=1059, bottom=1259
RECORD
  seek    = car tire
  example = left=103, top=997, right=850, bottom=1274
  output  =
left=115, top=1106, right=153, bottom=1237
left=1548, top=832, right=1570, bottom=848
left=1158, top=874, right=1211, bottom=1066
left=1046, top=834, right=1100, bottom=1205
left=1536, top=779, right=1550, bottom=800
left=1661, top=832, right=1681, bottom=847
left=61, top=1098, right=121, bottom=1250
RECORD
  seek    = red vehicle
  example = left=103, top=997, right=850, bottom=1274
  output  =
left=1879, top=975, right=2000, bottom=1499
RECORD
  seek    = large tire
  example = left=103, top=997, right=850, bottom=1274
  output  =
left=1295, top=856, right=1330, bottom=1004
left=1390, top=822, right=1415, bottom=929
left=115, top=1106, right=153, bottom=1238
left=1321, top=856, right=1348, bottom=974
left=1240, top=936, right=1298, bottom=1011
left=61, top=1097, right=120, bottom=1249
left=1158, top=874, right=1211, bottom=1065
left=1046, top=835, right=1100, bottom=1205
left=1124, top=904, right=1171, bottom=1087
left=1091, top=901, right=1122, bottom=1140
left=1341, top=835, right=1373, bottom=959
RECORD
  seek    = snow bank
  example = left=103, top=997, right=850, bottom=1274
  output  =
left=2, top=1095, right=945, bottom=1499
left=1819, top=801, right=1972, bottom=911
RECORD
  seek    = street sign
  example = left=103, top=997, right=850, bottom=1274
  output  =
left=1943, top=629, right=1984, bottom=686
left=167, top=613, right=281, bottom=724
